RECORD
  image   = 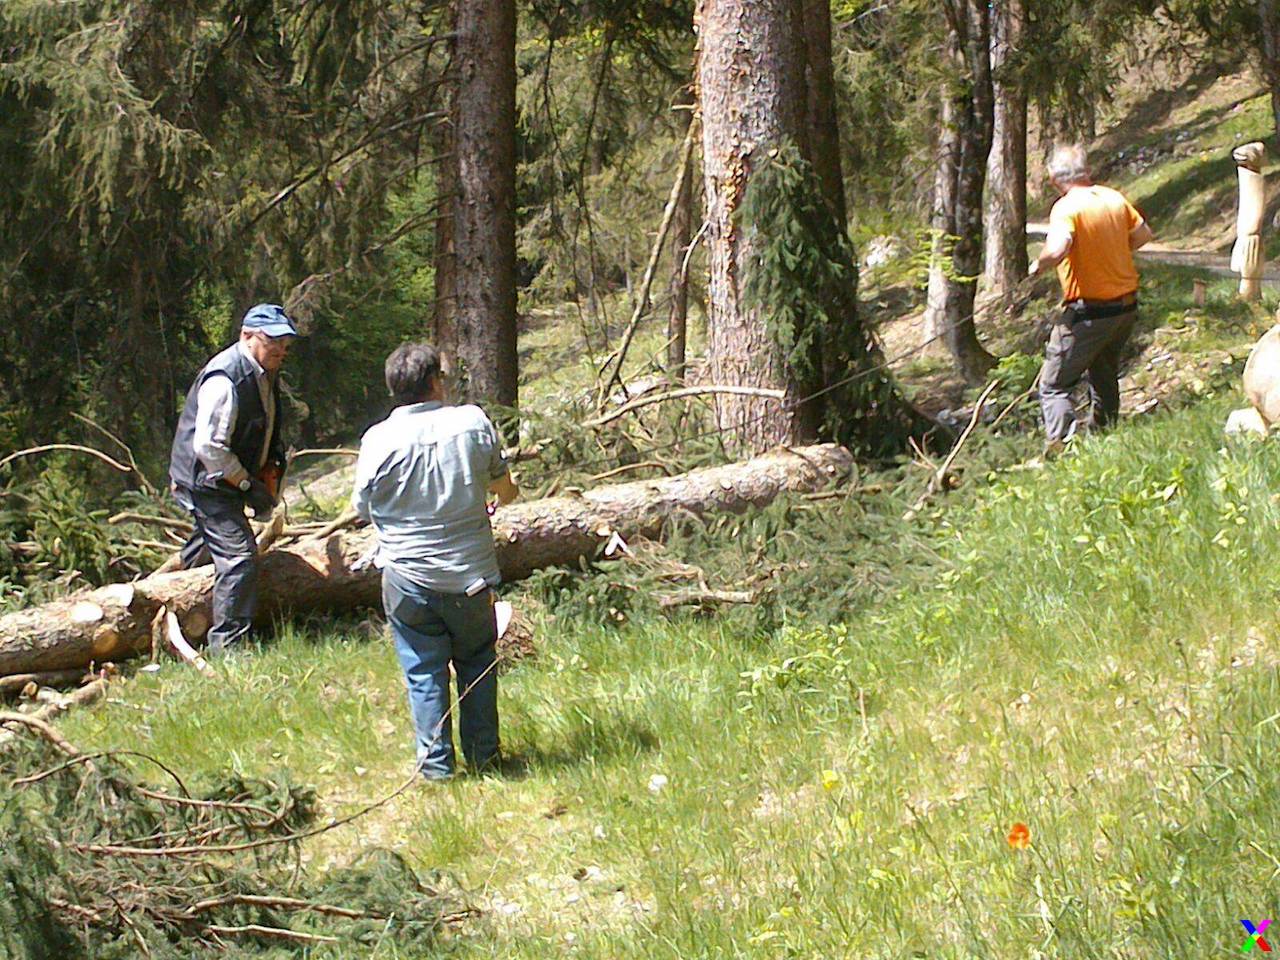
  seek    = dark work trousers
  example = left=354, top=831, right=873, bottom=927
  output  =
left=381, top=564, right=499, bottom=779
left=1039, top=304, right=1138, bottom=443
left=177, top=486, right=258, bottom=655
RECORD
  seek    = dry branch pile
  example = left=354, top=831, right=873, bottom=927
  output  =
left=0, top=730, right=464, bottom=958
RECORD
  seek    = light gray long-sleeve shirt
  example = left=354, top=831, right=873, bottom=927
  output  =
left=352, top=401, right=508, bottom=594
left=192, top=341, right=277, bottom=486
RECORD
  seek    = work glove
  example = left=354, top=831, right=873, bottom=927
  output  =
left=245, top=479, right=277, bottom=519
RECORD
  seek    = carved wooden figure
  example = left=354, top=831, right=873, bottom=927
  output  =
left=1231, top=141, right=1266, bottom=302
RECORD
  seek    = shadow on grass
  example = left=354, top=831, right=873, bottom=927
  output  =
left=505, top=712, right=660, bottom=777
left=1134, top=154, right=1237, bottom=234
left=1090, top=58, right=1259, bottom=167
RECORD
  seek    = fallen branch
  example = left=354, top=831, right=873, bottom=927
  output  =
left=255, top=507, right=288, bottom=553
left=0, top=444, right=133, bottom=475
left=905, top=379, right=999, bottom=519
left=287, top=448, right=359, bottom=463
left=301, top=507, right=360, bottom=542
left=134, top=539, right=176, bottom=552
left=184, top=894, right=377, bottom=921
left=988, top=371, right=1041, bottom=434
left=586, top=385, right=787, bottom=428
left=802, top=482, right=884, bottom=500
left=503, top=444, right=547, bottom=464
left=205, top=924, right=339, bottom=946
left=589, top=460, right=674, bottom=483
left=152, top=552, right=185, bottom=575
left=0, top=710, right=82, bottom=755
left=108, top=512, right=193, bottom=532
left=598, top=119, right=699, bottom=402
left=69, top=412, right=160, bottom=497
left=657, top=588, right=758, bottom=610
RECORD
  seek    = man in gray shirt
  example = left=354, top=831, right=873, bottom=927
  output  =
left=353, top=343, right=518, bottom=780
left=169, top=304, right=297, bottom=655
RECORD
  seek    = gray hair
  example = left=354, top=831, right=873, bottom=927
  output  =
left=1048, top=144, right=1091, bottom=186
left=385, top=342, right=442, bottom=404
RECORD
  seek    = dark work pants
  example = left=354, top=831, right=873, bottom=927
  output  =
left=1039, top=305, right=1138, bottom=443
left=177, top=486, right=258, bottom=655
left=381, top=564, right=499, bottom=779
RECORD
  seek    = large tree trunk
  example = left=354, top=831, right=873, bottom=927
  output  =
left=0, top=445, right=852, bottom=677
left=924, top=96, right=959, bottom=350
left=982, top=0, right=1027, bottom=298
left=667, top=88, right=696, bottom=382
left=923, top=0, right=997, bottom=385
left=453, top=0, right=518, bottom=410
left=697, top=0, right=811, bottom=453
left=1262, top=0, right=1280, bottom=139
left=801, top=0, right=847, bottom=227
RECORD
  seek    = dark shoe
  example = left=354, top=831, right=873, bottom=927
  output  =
left=468, top=753, right=503, bottom=777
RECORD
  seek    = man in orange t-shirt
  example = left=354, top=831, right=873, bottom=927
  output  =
left=1030, top=144, right=1154, bottom=452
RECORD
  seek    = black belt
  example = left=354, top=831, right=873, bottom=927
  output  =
left=1064, top=294, right=1138, bottom=320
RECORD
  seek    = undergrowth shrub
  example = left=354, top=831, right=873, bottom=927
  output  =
left=0, top=465, right=176, bottom=612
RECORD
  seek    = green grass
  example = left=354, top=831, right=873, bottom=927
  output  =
left=1114, top=92, right=1272, bottom=248
left=59, top=392, right=1280, bottom=957
left=518, top=293, right=707, bottom=411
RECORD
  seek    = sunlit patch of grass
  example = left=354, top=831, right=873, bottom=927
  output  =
left=1117, top=92, right=1272, bottom=244
left=518, top=293, right=706, bottom=411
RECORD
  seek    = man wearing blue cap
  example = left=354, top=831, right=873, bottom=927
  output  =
left=169, top=304, right=299, bottom=655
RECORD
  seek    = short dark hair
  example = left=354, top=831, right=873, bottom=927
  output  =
left=385, top=342, right=441, bottom=404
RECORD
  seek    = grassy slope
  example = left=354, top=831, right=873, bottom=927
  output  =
left=63, top=389, right=1280, bottom=957
left=1085, top=61, right=1274, bottom=256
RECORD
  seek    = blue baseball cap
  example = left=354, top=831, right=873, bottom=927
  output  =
left=241, top=303, right=299, bottom=338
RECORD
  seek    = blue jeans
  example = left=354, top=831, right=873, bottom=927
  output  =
left=381, top=565, right=500, bottom=779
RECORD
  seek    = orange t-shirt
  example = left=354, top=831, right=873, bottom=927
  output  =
left=1048, top=184, right=1144, bottom=302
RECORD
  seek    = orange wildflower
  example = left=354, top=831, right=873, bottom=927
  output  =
left=1007, top=822, right=1031, bottom=849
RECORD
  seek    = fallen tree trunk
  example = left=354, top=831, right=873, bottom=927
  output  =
left=0, top=445, right=851, bottom=677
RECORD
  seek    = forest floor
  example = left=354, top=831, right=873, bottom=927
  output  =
left=39, top=62, right=1280, bottom=960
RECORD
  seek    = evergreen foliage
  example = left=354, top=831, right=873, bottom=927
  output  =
left=0, top=0, right=450, bottom=463
left=737, top=143, right=925, bottom=456
left=0, top=736, right=457, bottom=957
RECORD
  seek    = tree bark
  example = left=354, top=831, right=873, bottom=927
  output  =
left=0, top=445, right=852, bottom=677
left=433, top=103, right=458, bottom=365
left=924, top=94, right=959, bottom=350
left=1262, top=0, right=1280, bottom=139
left=801, top=0, right=847, bottom=227
left=697, top=0, right=811, bottom=452
left=667, top=88, right=696, bottom=382
left=923, top=0, right=997, bottom=384
left=983, top=0, right=1027, bottom=298
left=454, top=0, right=518, bottom=410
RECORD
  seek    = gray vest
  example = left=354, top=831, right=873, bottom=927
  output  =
left=169, top=344, right=281, bottom=492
